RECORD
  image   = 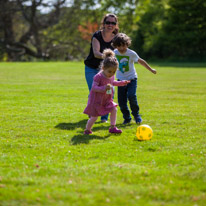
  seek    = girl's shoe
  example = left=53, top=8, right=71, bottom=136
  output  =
left=84, top=129, right=92, bottom=135
left=109, top=127, right=122, bottom=133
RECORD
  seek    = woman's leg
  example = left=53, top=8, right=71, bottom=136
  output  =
left=101, top=114, right=109, bottom=122
left=85, top=65, right=98, bottom=91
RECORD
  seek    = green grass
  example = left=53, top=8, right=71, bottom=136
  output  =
left=0, top=62, right=206, bottom=206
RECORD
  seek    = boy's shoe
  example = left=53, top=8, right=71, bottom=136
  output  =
left=123, top=118, right=132, bottom=125
left=109, top=127, right=122, bottom=133
left=84, top=129, right=92, bottom=135
left=135, top=115, right=142, bottom=124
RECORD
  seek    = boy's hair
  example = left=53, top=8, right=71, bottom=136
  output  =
left=100, top=13, right=119, bottom=35
left=100, top=49, right=118, bottom=70
left=112, top=33, right=131, bottom=48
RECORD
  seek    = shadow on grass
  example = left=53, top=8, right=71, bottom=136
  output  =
left=55, top=119, right=128, bottom=145
left=55, top=119, right=88, bottom=130
left=55, top=119, right=129, bottom=131
left=70, top=133, right=110, bottom=145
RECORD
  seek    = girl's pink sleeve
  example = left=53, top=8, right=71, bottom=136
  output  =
left=91, top=76, right=106, bottom=93
left=113, top=80, right=127, bottom=87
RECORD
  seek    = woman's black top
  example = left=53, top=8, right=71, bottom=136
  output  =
left=84, top=30, right=114, bottom=69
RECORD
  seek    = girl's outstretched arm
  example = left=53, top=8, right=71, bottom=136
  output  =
left=113, top=80, right=130, bottom=86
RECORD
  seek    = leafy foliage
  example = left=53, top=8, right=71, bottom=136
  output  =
left=0, top=0, right=205, bottom=61
left=132, top=0, right=206, bottom=60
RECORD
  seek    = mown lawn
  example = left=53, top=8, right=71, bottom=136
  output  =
left=0, top=62, right=206, bottom=206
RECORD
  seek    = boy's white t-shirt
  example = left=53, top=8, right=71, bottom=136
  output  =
left=114, top=48, right=139, bottom=80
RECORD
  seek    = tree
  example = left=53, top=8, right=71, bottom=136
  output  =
left=131, top=0, right=167, bottom=58
left=0, top=0, right=66, bottom=61
left=132, top=0, right=206, bottom=60
left=158, top=0, right=206, bottom=60
left=0, top=0, right=18, bottom=60
left=0, top=0, right=145, bottom=61
left=2, top=0, right=204, bottom=61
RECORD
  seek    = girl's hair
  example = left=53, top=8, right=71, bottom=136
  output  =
left=112, top=33, right=131, bottom=48
left=100, top=13, right=119, bottom=35
left=100, top=49, right=118, bottom=70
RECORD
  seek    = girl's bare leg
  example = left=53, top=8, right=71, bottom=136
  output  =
left=110, top=107, right=117, bottom=128
left=86, top=116, right=98, bottom=131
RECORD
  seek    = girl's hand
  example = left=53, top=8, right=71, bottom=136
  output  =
left=106, top=84, right=112, bottom=90
left=151, top=69, right=157, bottom=74
left=123, top=80, right=130, bottom=85
left=106, top=84, right=112, bottom=94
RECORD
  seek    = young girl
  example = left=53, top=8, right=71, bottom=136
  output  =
left=83, top=49, right=130, bottom=135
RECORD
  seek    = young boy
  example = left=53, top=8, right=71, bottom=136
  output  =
left=112, top=33, right=157, bottom=124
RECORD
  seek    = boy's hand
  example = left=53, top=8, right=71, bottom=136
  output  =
left=151, top=69, right=157, bottom=74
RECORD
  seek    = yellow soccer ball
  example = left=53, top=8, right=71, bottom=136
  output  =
left=136, top=125, right=153, bottom=141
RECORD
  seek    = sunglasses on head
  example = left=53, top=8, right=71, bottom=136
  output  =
left=105, top=21, right=117, bottom=25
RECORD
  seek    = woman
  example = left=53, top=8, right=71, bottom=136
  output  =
left=84, top=13, right=119, bottom=122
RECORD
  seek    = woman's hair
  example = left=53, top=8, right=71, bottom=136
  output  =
left=100, top=13, right=119, bottom=35
left=112, top=33, right=131, bottom=48
left=100, top=49, right=118, bottom=70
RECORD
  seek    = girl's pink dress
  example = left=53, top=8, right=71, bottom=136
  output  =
left=84, top=72, right=126, bottom=117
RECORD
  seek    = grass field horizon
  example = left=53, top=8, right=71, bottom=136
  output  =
left=0, top=62, right=206, bottom=206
